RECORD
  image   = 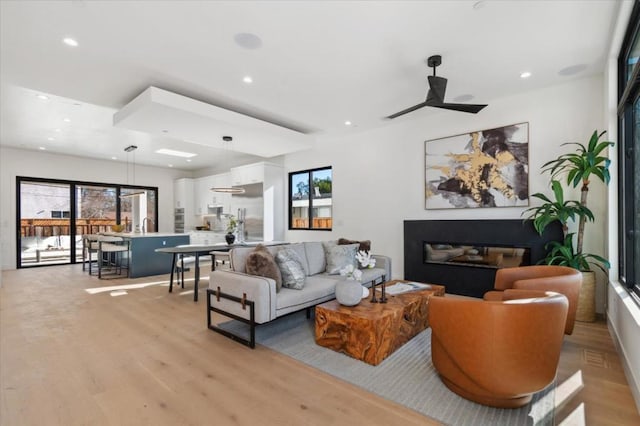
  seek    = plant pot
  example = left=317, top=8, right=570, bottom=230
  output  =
left=576, top=271, right=596, bottom=322
left=335, top=279, right=364, bottom=306
left=225, top=233, right=236, bottom=245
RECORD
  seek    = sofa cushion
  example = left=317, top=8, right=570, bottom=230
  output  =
left=286, top=243, right=310, bottom=276
left=339, top=238, right=371, bottom=253
left=276, top=248, right=306, bottom=290
left=276, top=274, right=338, bottom=315
left=231, top=245, right=281, bottom=273
left=323, top=242, right=358, bottom=274
left=303, top=241, right=326, bottom=275
left=245, top=244, right=282, bottom=292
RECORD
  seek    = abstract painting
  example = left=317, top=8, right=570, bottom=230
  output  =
left=425, top=122, right=529, bottom=209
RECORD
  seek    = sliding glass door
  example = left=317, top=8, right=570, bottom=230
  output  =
left=17, top=177, right=158, bottom=268
left=75, top=184, right=117, bottom=263
left=19, top=180, right=72, bottom=266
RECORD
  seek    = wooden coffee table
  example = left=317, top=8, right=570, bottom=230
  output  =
left=315, top=280, right=445, bottom=365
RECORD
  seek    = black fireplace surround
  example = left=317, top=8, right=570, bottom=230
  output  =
left=404, top=219, right=563, bottom=298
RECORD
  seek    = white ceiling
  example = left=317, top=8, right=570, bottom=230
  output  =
left=0, top=0, right=622, bottom=171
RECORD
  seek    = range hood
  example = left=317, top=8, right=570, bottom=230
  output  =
left=113, top=87, right=312, bottom=158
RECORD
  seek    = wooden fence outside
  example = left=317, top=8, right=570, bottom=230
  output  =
left=291, top=217, right=332, bottom=229
left=20, top=218, right=117, bottom=237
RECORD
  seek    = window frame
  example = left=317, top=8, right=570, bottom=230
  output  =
left=617, top=0, right=640, bottom=299
left=15, top=176, right=159, bottom=268
left=288, top=166, right=333, bottom=231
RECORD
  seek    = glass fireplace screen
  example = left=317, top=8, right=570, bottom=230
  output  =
left=424, top=243, right=531, bottom=269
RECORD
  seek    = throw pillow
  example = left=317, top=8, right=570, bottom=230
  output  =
left=276, top=248, right=306, bottom=290
left=338, top=238, right=371, bottom=253
left=245, top=244, right=283, bottom=292
left=323, top=242, right=359, bottom=275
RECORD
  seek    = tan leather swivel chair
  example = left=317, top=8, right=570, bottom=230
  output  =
left=429, top=290, right=568, bottom=408
left=484, top=265, right=582, bottom=334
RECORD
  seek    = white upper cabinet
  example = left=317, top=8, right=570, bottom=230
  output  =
left=174, top=178, right=194, bottom=209
left=230, top=163, right=265, bottom=186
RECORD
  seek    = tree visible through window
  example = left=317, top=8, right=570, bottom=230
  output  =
left=289, top=167, right=332, bottom=230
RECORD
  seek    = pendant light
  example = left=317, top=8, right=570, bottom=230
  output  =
left=211, top=136, right=246, bottom=194
left=120, top=145, right=145, bottom=198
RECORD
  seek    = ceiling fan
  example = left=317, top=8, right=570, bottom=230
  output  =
left=387, top=55, right=487, bottom=119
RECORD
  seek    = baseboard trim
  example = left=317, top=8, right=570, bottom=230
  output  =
left=607, top=315, right=640, bottom=414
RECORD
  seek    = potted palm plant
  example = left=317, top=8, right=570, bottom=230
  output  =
left=523, top=130, right=613, bottom=321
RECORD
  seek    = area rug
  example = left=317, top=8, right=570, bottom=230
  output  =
left=242, top=311, right=555, bottom=426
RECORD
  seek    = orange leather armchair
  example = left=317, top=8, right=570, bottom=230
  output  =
left=484, top=265, right=582, bottom=334
left=429, top=290, right=568, bottom=408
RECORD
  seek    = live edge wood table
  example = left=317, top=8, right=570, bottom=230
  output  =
left=315, top=280, right=445, bottom=366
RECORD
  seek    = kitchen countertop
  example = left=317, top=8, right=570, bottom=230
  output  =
left=102, top=232, right=188, bottom=238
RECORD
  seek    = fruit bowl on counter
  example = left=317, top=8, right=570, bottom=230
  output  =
left=195, top=226, right=210, bottom=231
left=111, top=224, right=125, bottom=232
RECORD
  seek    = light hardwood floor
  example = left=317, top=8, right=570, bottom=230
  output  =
left=1, top=265, right=638, bottom=425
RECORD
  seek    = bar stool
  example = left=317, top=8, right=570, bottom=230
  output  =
left=82, top=234, right=100, bottom=275
left=98, top=236, right=130, bottom=279
left=211, top=250, right=231, bottom=271
left=175, top=246, right=213, bottom=288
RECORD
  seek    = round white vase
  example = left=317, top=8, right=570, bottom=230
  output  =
left=335, top=279, right=364, bottom=306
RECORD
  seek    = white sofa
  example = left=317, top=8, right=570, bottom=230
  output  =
left=206, top=241, right=391, bottom=347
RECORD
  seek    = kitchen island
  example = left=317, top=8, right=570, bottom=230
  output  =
left=104, top=232, right=190, bottom=278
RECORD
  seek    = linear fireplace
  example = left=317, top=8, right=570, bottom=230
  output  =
left=404, top=219, right=563, bottom=298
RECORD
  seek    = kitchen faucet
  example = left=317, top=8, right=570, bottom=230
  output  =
left=142, top=217, right=154, bottom=233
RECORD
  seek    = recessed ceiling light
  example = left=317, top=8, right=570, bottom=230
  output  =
left=155, top=148, right=197, bottom=158
left=39, top=147, right=46, bottom=150
left=344, top=121, right=352, bottom=126
left=520, top=71, right=532, bottom=79
left=111, top=156, right=117, bottom=160
left=47, top=137, right=55, bottom=141
left=54, top=128, right=61, bottom=132
left=63, top=118, right=71, bottom=123
left=62, top=37, right=79, bottom=47
left=168, top=164, right=174, bottom=168
left=36, top=94, right=49, bottom=101
left=234, top=33, right=263, bottom=50
left=186, top=159, right=192, bottom=163
left=243, top=76, right=253, bottom=84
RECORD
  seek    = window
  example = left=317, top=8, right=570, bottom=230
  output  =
left=289, top=167, right=332, bottom=230
left=618, top=1, right=640, bottom=298
left=17, top=176, right=158, bottom=268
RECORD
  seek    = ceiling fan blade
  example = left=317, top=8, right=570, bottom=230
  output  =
left=426, top=76, right=447, bottom=103
left=386, top=101, right=429, bottom=119
left=430, top=102, right=488, bottom=114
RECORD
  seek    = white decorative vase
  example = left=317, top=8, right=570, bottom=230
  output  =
left=335, top=279, right=364, bottom=306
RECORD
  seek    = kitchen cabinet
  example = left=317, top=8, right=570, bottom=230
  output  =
left=230, top=162, right=266, bottom=186
left=174, top=178, right=194, bottom=209
left=194, top=173, right=231, bottom=216
left=173, top=178, right=195, bottom=232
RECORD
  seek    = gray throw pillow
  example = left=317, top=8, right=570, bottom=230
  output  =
left=245, top=244, right=283, bottom=292
left=323, top=242, right=359, bottom=275
left=276, top=248, right=306, bottom=290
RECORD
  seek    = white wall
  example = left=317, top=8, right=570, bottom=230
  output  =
left=284, top=75, right=606, bottom=304
left=0, top=147, right=190, bottom=270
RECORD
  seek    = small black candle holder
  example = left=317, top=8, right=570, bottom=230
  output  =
left=379, top=281, right=387, bottom=303
left=370, top=281, right=378, bottom=303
